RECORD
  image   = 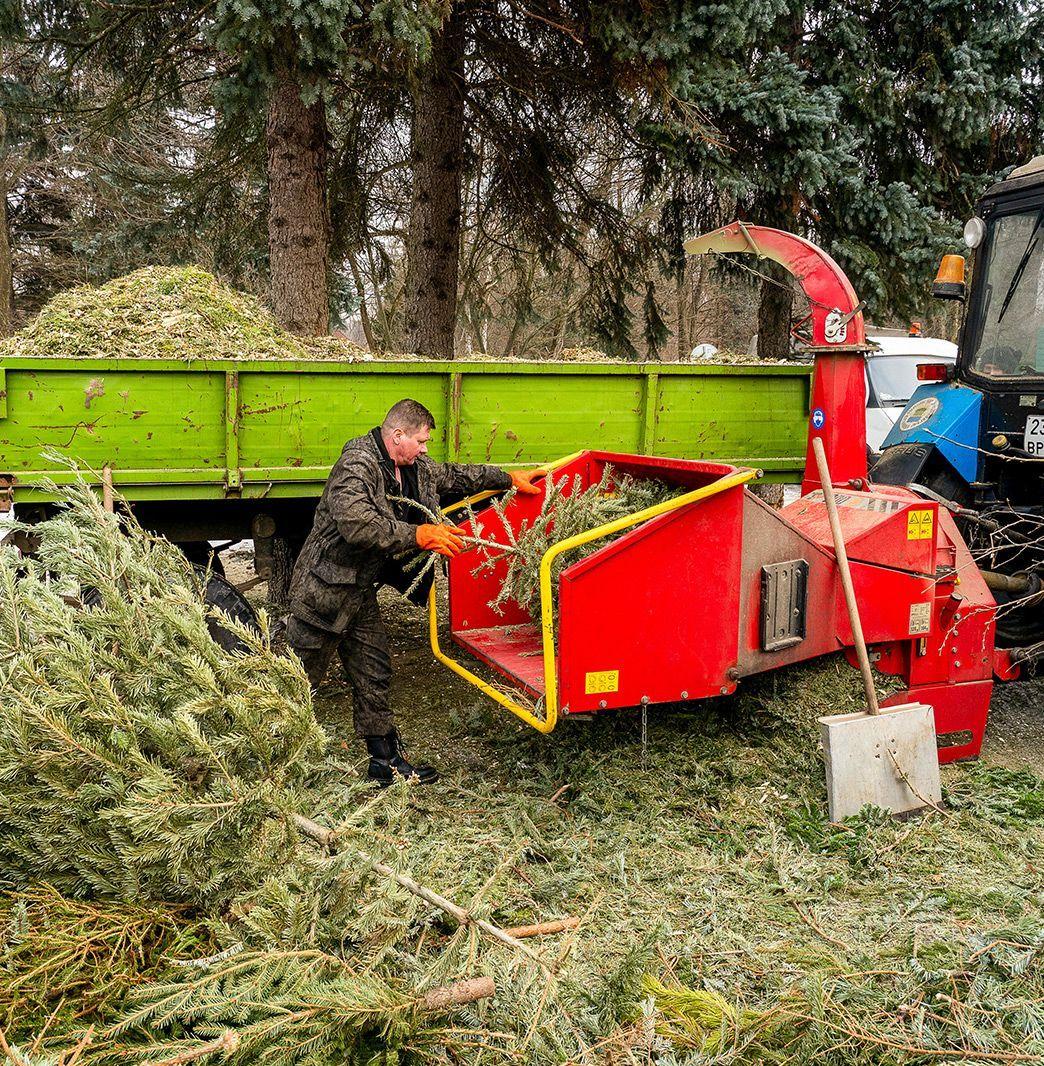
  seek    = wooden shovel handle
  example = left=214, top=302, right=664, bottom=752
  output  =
left=812, top=437, right=880, bottom=715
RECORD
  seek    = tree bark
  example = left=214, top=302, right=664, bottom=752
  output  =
left=0, top=188, right=11, bottom=338
left=266, top=52, right=330, bottom=337
left=347, top=253, right=374, bottom=349
left=417, top=976, right=495, bottom=1012
left=404, top=8, right=465, bottom=358
left=757, top=5, right=804, bottom=361
left=756, top=259, right=793, bottom=359
left=0, top=106, right=12, bottom=336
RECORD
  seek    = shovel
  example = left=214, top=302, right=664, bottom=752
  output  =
left=813, top=437, right=942, bottom=820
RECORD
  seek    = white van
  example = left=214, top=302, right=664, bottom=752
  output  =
left=865, top=334, right=958, bottom=453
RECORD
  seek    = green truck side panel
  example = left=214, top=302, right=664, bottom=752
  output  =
left=654, top=372, right=809, bottom=459
left=457, top=372, right=647, bottom=463
left=0, top=358, right=812, bottom=502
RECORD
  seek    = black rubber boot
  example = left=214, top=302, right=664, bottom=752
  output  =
left=364, top=731, right=439, bottom=786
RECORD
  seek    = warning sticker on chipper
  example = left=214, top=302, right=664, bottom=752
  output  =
left=908, top=602, right=931, bottom=635
left=907, top=509, right=934, bottom=540
left=585, top=670, right=619, bottom=694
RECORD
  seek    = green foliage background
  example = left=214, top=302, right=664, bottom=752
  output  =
left=2, top=1, right=1042, bottom=349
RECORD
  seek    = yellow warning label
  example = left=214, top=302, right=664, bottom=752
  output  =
left=907, top=508, right=934, bottom=541
left=585, top=670, right=619, bottom=694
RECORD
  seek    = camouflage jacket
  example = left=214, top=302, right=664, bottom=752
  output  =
left=288, top=428, right=511, bottom=631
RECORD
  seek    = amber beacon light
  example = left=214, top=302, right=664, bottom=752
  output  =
left=932, top=253, right=966, bottom=300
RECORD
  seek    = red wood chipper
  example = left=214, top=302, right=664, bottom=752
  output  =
left=429, top=224, right=1003, bottom=763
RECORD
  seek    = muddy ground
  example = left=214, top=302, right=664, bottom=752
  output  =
left=225, top=542, right=1043, bottom=782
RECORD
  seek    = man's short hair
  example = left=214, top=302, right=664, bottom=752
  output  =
left=382, top=398, right=436, bottom=434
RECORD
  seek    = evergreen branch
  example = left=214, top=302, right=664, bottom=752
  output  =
left=291, top=814, right=550, bottom=970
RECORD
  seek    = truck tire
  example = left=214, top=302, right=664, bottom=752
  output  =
left=201, top=570, right=262, bottom=651
left=81, top=566, right=259, bottom=652
left=177, top=542, right=227, bottom=577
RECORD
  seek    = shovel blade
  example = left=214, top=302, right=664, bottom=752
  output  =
left=819, top=702, right=941, bottom=821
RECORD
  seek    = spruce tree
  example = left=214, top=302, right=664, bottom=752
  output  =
left=0, top=476, right=327, bottom=906
left=727, top=0, right=1044, bottom=353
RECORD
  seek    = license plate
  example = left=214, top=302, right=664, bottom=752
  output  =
left=1026, top=414, right=1044, bottom=455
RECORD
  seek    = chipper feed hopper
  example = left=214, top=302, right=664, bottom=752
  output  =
left=431, top=225, right=1003, bottom=763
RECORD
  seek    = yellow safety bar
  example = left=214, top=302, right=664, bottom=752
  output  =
left=429, top=455, right=759, bottom=733
left=441, top=451, right=585, bottom=517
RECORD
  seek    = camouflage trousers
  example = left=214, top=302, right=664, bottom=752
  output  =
left=286, top=587, right=395, bottom=738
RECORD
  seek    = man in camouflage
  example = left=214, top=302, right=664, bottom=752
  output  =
left=287, top=398, right=543, bottom=785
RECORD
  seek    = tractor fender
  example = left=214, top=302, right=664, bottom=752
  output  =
left=879, top=381, right=982, bottom=485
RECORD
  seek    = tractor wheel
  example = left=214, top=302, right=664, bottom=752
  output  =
left=202, top=570, right=261, bottom=651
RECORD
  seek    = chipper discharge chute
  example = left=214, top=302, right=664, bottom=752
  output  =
left=429, top=223, right=1004, bottom=775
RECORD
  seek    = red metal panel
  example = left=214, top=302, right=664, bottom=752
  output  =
left=685, top=224, right=865, bottom=347
left=842, top=562, right=937, bottom=645
left=450, top=491, right=547, bottom=633
left=556, top=486, right=745, bottom=713
left=882, top=681, right=992, bottom=763
left=783, top=489, right=938, bottom=575
left=453, top=624, right=546, bottom=695
left=449, top=452, right=594, bottom=634
left=735, top=493, right=840, bottom=674
left=803, top=353, right=869, bottom=494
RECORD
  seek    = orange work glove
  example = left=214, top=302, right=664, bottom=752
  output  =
left=416, top=523, right=467, bottom=557
left=509, top=468, right=546, bottom=495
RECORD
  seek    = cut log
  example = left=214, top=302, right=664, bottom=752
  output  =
left=417, top=976, right=495, bottom=1012
left=502, top=917, right=579, bottom=939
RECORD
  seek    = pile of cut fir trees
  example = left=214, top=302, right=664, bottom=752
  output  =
left=2, top=475, right=1044, bottom=1065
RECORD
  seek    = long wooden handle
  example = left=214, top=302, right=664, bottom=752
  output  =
left=812, top=436, right=880, bottom=715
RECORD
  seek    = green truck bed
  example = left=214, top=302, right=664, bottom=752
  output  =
left=0, top=357, right=811, bottom=552
left=0, top=356, right=811, bottom=503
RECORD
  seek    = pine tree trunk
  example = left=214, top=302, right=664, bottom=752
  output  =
left=347, top=253, right=374, bottom=349
left=757, top=6, right=804, bottom=361
left=0, top=107, right=11, bottom=337
left=404, top=8, right=465, bottom=358
left=675, top=265, right=690, bottom=361
left=0, top=187, right=11, bottom=337
left=266, top=52, right=330, bottom=337
left=756, top=259, right=793, bottom=358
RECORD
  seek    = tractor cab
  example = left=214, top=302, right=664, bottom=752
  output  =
left=873, top=156, right=1044, bottom=647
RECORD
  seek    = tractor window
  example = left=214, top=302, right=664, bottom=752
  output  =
left=967, top=207, right=1044, bottom=378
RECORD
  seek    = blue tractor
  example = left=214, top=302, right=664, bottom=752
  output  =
left=874, top=156, right=1044, bottom=651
